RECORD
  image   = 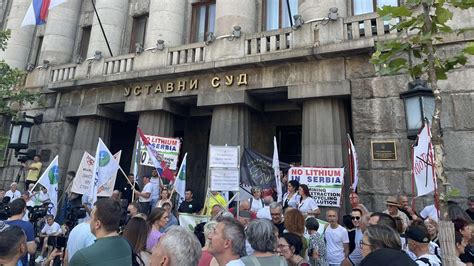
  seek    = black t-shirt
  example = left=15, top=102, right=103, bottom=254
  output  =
left=466, top=208, right=474, bottom=221
left=120, top=183, right=140, bottom=204
left=273, top=221, right=285, bottom=236
left=178, top=199, right=202, bottom=214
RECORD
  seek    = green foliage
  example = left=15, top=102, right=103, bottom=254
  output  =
left=0, top=30, right=37, bottom=116
left=370, top=0, right=474, bottom=80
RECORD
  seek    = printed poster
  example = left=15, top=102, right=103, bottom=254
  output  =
left=289, top=167, right=344, bottom=207
left=140, top=134, right=181, bottom=170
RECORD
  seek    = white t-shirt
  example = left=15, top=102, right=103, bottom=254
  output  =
left=250, top=197, right=264, bottom=212
left=41, top=222, right=61, bottom=236
left=420, top=204, right=439, bottom=222
left=139, top=182, right=153, bottom=202
left=349, top=228, right=363, bottom=265
left=5, top=190, right=21, bottom=200
left=298, top=197, right=319, bottom=215
left=226, top=259, right=245, bottom=266
left=39, top=191, right=50, bottom=202
left=282, top=192, right=300, bottom=208
left=416, top=254, right=441, bottom=266
left=66, top=222, right=96, bottom=262
left=150, top=177, right=161, bottom=201
left=324, top=225, right=349, bottom=264
left=256, top=206, right=271, bottom=220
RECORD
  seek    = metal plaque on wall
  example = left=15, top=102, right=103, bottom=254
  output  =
left=371, top=141, right=397, bottom=160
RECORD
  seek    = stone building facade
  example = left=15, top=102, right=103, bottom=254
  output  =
left=0, top=0, right=472, bottom=212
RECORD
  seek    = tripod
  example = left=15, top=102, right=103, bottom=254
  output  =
left=15, top=164, right=26, bottom=184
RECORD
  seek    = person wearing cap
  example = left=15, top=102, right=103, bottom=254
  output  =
left=383, top=196, right=410, bottom=232
left=404, top=224, right=441, bottom=266
left=5, top=182, right=21, bottom=201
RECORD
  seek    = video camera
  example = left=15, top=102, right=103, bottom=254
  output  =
left=66, top=206, right=87, bottom=225
left=28, top=205, right=48, bottom=221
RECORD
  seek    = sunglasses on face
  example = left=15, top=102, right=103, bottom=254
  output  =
left=351, top=216, right=361, bottom=220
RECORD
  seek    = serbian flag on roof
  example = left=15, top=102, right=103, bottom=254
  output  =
left=137, top=127, right=175, bottom=181
left=22, top=0, right=68, bottom=27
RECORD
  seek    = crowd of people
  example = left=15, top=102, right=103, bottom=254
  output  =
left=0, top=169, right=473, bottom=266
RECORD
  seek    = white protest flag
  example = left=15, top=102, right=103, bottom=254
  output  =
left=272, top=136, right=282, bottom=202
left=347, top=134, right=359, bottom=191
left=34, top=155, right=59, bottom=216
left=71, top=151, right=95, bottom=195
left=97, top=151, right=122, bottom=197
left=413, top=123, right=436, bottom=197
left=88, top=138, right=119, bottom=204
left=175, top=153, right=187, bottom=201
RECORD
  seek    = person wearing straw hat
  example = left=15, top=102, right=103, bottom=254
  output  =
left=383, top=196, right=410, bottom=232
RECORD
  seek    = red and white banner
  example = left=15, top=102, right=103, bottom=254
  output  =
left=412, top=123, right=436, bottom=197
left=348, top=134, right=359, bottom=191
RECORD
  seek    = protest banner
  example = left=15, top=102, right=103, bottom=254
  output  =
left=289, top=167, right=344, bottom=207
left=240, top=149, right=290, bottom=189
left=412, top=122, right=436, bottom=197
left=71, top=151, right=121, bottom=196
left=178, top=213, right=210, bottom=232
left=140, top=134, right=181, bottom=170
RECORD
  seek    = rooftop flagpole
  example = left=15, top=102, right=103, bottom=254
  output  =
left=90, top=0, right=113, bottom=57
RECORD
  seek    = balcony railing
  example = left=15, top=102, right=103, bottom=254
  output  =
left=343, top=12, right=397, bottom=40
left=104, top=54, right=134, bottom=75
left=168, top=43, right=206, bottom=66
left=36, top=12, right=420, bottom=89
left=245, top=28, right=292, bottom=55
left=50, top=64, right=76, bottom=82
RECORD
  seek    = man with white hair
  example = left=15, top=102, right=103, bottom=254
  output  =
left=150, top=226, right=202, bottom=266
left=5, top=182, right=21, bottom=200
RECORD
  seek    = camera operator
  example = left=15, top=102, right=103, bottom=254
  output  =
left=5, top=198, right=37, bottom=265
left=35, top=214, right=62, bottom=263
left=23, top=154, right=42, bottom=191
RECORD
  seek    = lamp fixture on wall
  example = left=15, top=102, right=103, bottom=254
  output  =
left=206, top=26, right=242, bottom=45
left=35, top=60, right=49, bottom=70
left=8, top=112, right=43, bottom=157
left=144, top=39, right=165, bottom=52
left=86, top=51, right=103, bottom=62
left=292, top=7, right=339, bottom=30
left=135, top=43, right=144, bottom=54
left=25, top=63, right=35, bottom=72
left=399, top=78, right=435, bottom=139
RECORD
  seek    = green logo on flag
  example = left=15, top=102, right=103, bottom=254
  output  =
left=48, top=165, right=59, bottom=184
left=99, top=151, right=110, bottom=167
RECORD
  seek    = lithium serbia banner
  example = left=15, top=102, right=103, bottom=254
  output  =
left=289, top=167, right=344, bottom=207
left=140, top=134, right=181, bottom=170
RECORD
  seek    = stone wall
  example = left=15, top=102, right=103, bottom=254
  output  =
left=349, top=47, right=474, bottom=212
